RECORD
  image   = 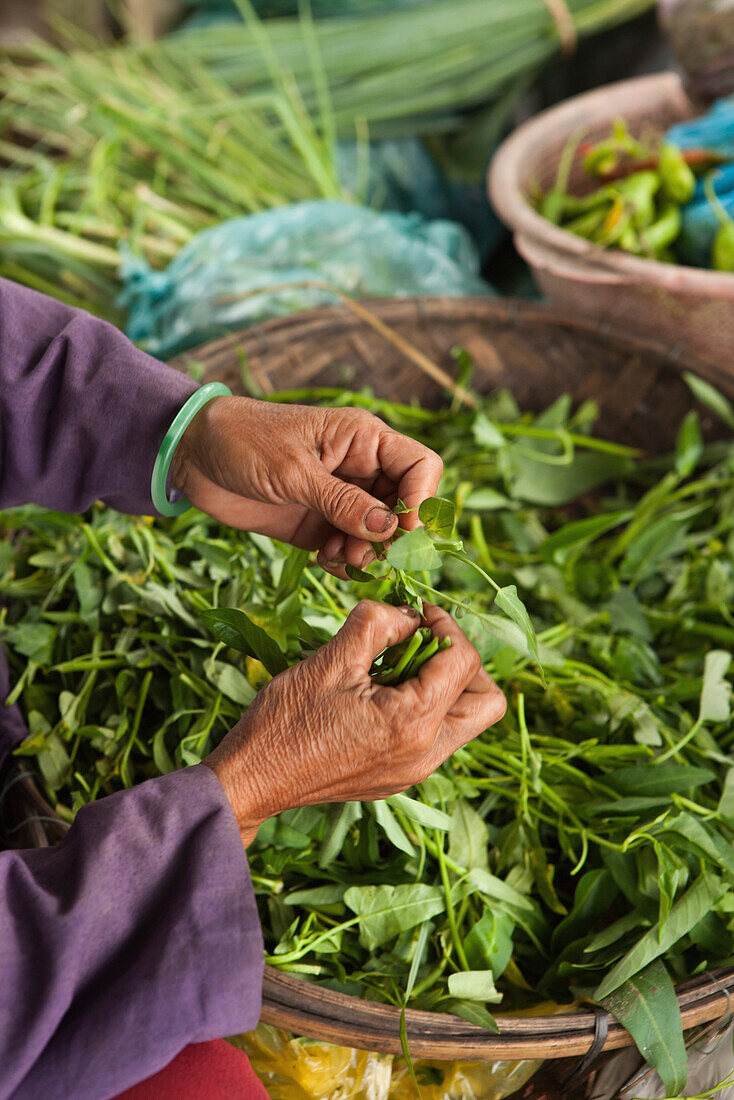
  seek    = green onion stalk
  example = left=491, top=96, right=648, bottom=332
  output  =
left=1, top=0, right=653, bottom=316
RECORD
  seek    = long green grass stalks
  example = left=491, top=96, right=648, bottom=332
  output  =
left=0, top=0, right=653, bottom=319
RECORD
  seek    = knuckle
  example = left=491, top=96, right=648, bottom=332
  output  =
left=325, top=477, right=359, bottom=513
left=351, top=598, right=381, bottom=624
left=490, top=687, right=508, bottom=723
left=351, top=407, right=376, bottom=430
left=467, top=646, right=482, bottom=677
left=427, top=448, right=444, bottom=479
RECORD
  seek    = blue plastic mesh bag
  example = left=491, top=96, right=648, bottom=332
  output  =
left=122, top=200, right=491, bottom=360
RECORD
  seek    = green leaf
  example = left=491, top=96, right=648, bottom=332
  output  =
left=472, top=413, right=505, bottom=450
left=275, top=547, right=311, bottom=601
left=675, top=410, right=703, bottom=478
left=699, top=650, right=732, bottom=725
left=447, top=970, right=502, bottom=1003
left=718, top=768, right=734, bottom=819
left=603, top=764, right=714, bottom=799
left=508, top=451, right=632, bottom=506
left=3, top=621, right=56, bottom=665
left=344, top=884, right=445, bottom=951
left=683, top=371, right=734, bottom=430
left=494, top=585, right=541, bottom=668
left=448, top=1001, right=499, bottom=1033
left=370, top=800, right=416, bottom=857
left=345, top=563, right=374, bottom=583
left=539, top=511, right=632, bottom=565
left=467, top=868, right=536, bottom=914
left=387, top=528, right=443, bottom=572
left=585, top=911, right=644, bottom=954
left=600, top=960, right=687, bottom=1097
left=256, top=816, right=312, bottom=851
left=200, top=607, right=287, bottom=676
left=464, top=910, right=514, bottom=978
left=552, top=869, right=618, bottom=953
left=595, top=874, right=726, bottom=999
left=418, top=496, right=456, bottom=539
left=448, top=800, right=489, bottom=872
left=620, top=516, right=689, bottom=583
left=604, top=588, right=651, bottom=641
left=319, top=801, right=362, bottom=868
left=205, top=661, right=257, bottom=706
left=463, top=488, right=515, bottom=512
left=285, top=884, right=347, bottom=907
left=462, top=611, right=564, bottom=669
left=386, top=793, right=453, bottom=832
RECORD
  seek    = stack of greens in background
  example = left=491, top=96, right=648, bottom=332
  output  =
left=2, top=371, right=733, bottom=1095
left=0, top=0, right=654, bottom=328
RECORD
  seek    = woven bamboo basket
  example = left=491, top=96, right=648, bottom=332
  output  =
left=489, top=71, right=734, bottom=380
left=3, top=297, right=734, bottom=1066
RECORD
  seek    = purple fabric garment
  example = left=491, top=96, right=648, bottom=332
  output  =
left=0, top=276, right=196, bottom=766
left=0, top=280, right=265, bottom=1099
left=3, top=767, right=264, bottom=1100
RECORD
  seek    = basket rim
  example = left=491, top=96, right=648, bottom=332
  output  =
left=9, top=764, right=734, bottom=1059
left=173, top=293, right=734, bottom=396
left=488, top=71, right=734, bottom=297
left=9, top=296, right=734, bottom=1060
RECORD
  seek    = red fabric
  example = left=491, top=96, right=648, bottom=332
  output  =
left=115, top=1040, right=270, bottom=1100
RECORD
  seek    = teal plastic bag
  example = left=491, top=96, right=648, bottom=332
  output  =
left=121, top=200, right=491, bottom=360
left=337, top=138, right=504, bottom=260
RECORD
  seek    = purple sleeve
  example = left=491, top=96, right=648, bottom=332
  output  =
left=0, top=279, right=265, bottom=1098
left=0, top=766, right=265, bottom=1100
left=0, top=278, right=197, bottom=514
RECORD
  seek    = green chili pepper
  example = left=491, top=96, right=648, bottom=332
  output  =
left=638, top=203, right=681, bottom=258
left=614, top=171, right=660, bottom=229
left=582, top=118, right=645, bottom=177
left=541, top=127, right=585, bottom=225
left=594, top=196, right=632, bottom=247
left=563, top=206, right=609, bottom=239
left=713, top=222, right=734, bottom=272
left=618, top=225, right=642, bottom=253
left=704, top=171, right=734, bottom=272
left=560, top=171, right=658, bottom=230
left=659, top=141, right=696, bottom=205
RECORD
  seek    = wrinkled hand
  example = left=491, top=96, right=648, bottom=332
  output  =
left=204, top=601, right=506, bottom=848
left=170, top=396, right=442, bottom=574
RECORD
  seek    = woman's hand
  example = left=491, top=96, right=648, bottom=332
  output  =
left=204, top=601, right=506, bottom=848
left=170, top=396, right=442, bottom=575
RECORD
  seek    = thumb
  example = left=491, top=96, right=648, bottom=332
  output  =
left=318, top=600, right=421, bottom=679
left=301, top=461, right=398, bottom=540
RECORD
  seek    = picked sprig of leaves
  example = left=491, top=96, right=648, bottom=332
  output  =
left=346, top=492, right=541, bottom=684
left=2, top=375, right=734, bottom=1093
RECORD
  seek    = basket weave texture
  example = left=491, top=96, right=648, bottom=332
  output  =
left=4, top=297, right=734, bottom=1061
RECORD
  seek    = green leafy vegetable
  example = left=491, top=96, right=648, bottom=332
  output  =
left=200, top=607, right=288, bottom=676
left=2, top=377, right=733, bottom=1069
left=601, top=960, right=687, bottom=1096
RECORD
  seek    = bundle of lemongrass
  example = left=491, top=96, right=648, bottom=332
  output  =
left=0, top=0, right=653, bottom=319
left=0, top=32, right=342, bottom=320
left=159, top=0, right=654, bottom=138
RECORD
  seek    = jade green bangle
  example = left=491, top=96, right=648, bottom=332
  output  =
left=151, top=382, right=232, bottom=517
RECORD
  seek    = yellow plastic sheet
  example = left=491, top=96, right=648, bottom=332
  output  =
left=230, top=1023, right=542, bottom=1099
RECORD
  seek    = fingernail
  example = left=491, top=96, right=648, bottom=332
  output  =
left=366, top=507, right=395, bottom=534
left=398, top=605, right=420, bottom=618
